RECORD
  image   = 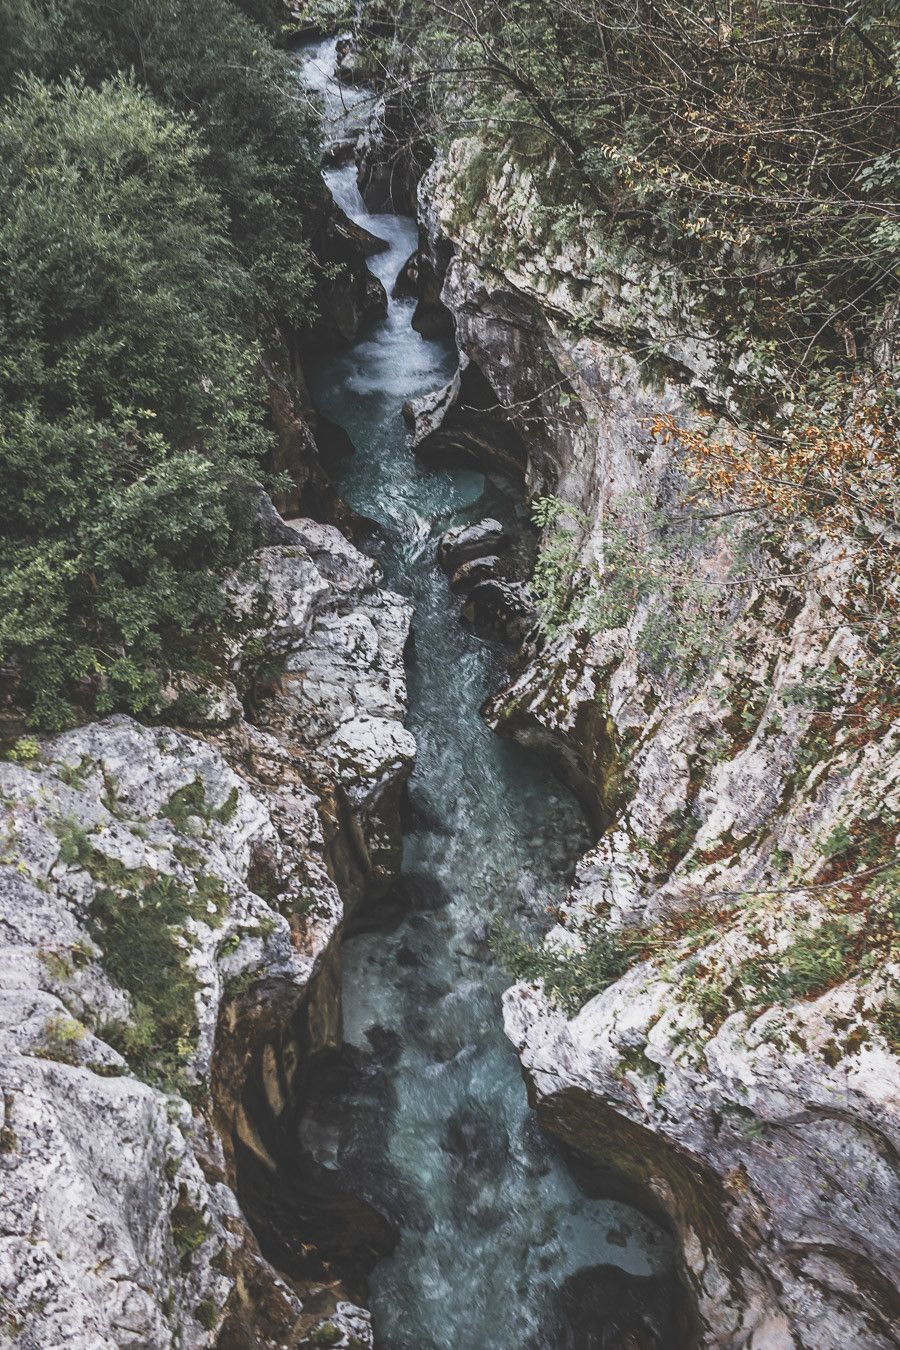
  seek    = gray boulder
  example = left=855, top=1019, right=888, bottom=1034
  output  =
left=437, top=518, right=507, bottom=573
left=0, top=516, right=415, bottom=1348
left=462, top=579, right=535, bottom=643
left=449, top=554, right=501, bottom=592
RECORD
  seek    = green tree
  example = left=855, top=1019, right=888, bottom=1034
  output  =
left=352, top=0, right=899, bottom=392
left=0, top=0, right=323, bottom=334
left=0, top=78, right=265, bottom=727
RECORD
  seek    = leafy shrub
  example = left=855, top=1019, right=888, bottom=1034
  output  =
left=170, top=1187, right=209, bottom=1265
left=36, top=1013, right=86, bottom=1064
left=737, top=915, right=860, bottom=1010
left=163, top=778, right=239, bottom=830
left=529, top=496, right=585, bottom=634
left=2, top=0, right=322, bottom=334
left=877, top=997, right=900, bottom=1055
left=195, top=1299, right=219, bottom=1331
left=308, top=1324, right=344, bottom=1347
left=529, top=493, right=750, bottom=685
left=0, top=0, right=329, bottom=729
left=51, top=817, right=94, bottom=868
left=493, top=917, right=640, bottom=1015
left=89, top=873, right=208, bottom=1089
left=0, top=77, right=265, bottom=728
left=5, top=737, right=40, bottom=763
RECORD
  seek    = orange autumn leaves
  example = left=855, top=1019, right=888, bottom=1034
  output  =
left=650, top=392, right=898, bottom=544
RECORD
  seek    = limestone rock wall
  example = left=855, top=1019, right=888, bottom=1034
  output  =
left=0, top=516, right=413, bottom=1349
left=416, top=137, right=900, bottom=1348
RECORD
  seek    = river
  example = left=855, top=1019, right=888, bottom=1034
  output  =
left=294, top=39, right=674, bottom=1350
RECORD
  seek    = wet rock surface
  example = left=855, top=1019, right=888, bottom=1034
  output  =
left=462, top=578, right=535, bottom=644
left=305, top=192, right=388, bottom=352
left=392, top=248, right=419, bottom=299
left=334, top=37, right=359, bottom=85
left=355, top=92, right=428, bottom=215
left=543, top=1263, right=682, bottom=1350
left=405, top=355, right=530, bottom=477
left=436, top=517, right=507, bottom=571
left=449, top=554, right=502, bottom=591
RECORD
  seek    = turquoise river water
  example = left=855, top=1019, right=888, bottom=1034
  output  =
left=295, top=41, right=674, bottom=1350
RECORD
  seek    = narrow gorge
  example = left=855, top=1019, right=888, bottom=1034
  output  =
left=287, top=40, right=679, bottom=1350
left=0, top=4, right=896, bottom=1350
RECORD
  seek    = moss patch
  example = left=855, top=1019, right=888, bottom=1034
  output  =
left=195, top=1298, right=219, bottom=1331
left=170, top=1187, right=209, bottom=1267
left=163, top=777, right=238, bottom=831
left=87, top=868, right=228, bottom=1091
left=306, top=1325, right=343, bottom=1348
left=34, top=1013, right=86, bottom=1065
left=493, top=919, right=640, bottom=1015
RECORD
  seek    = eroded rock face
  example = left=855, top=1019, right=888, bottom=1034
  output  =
left=0, top=516, right=414, bottom=1348
left=449, top=555, right=501, bottom=592
left=505, top=959, right=900, bottom=1348
left=243, top=520, right=415, bottom=893
left=419, top=140, right=900, bottom=1347
left=305, top=194, right=387, bottom=352
left=356, top=92, right=428, bottom=215
left=462, top=579, right=535, bottom=645
left=0, top=719, right=322, bottom=1347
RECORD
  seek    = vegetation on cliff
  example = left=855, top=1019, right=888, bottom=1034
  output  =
left=340, top=0, right=898, bottom=543
left=343, top=1, right=898, bottom=370
left=0, top=0, right=323, bottom=729
left=330, top=0, right=899, bottom=1026
left=343, top=0, right=898, bottom=736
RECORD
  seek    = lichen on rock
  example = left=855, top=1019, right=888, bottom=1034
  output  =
left=420, top=136, right=900, bottom=1348
left=0, top=512, right=412, bottom=1348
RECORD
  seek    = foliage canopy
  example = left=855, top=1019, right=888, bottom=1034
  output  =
left=0, top=0, right=325, bottom=729
left=350, top=0, right=900, bottom=393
